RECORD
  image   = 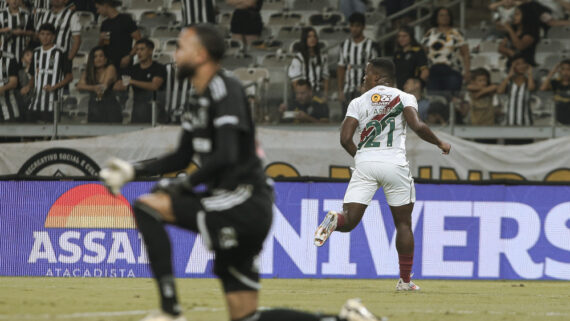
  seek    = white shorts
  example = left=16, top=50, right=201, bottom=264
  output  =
left=343, top=161, right=416, bottom=207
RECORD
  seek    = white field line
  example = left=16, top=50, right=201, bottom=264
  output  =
left=0, top=308, right=568, bottom=319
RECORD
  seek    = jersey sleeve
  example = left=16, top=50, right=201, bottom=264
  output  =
left=401, top=93, right=418, bottom=111
left=321, top=54, right=330, bottom=78
left=70, top=12, right=81, bottom=35
left=345, top=97, right=360, bottom=120
left=288, top=56, right=303, bottom=80
left=338, top=41, right=346, bottom=66
left=212, top=76, right=250, bottom=132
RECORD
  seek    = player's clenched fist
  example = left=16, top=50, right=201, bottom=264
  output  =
left=99, top=158, right=134, bottom=195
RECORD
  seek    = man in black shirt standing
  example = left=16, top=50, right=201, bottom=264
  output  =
left=100, top=24, right=379, bottom=321
left=113, top=38, right=166, bottom=123
left=95, top=0, right=141, bottom=70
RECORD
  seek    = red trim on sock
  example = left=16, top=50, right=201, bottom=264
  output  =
left=399, top=254, right=413, bottom=283
left=336, top=213, right=345, bottom=229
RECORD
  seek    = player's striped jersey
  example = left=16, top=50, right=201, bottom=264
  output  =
left=0, top=54, right=20, bottom=121
left=28, top=45, right=71, bottom=112
left=164, top=62, right=190, bottom=121
left=181, top=0, right=216, bottom=25
left=338, top=37, right=377, bottom=94
left=346, top=85, right=418, bottom=166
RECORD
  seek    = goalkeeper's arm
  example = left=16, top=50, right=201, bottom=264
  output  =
left=133, top=129, right=195, bottom=177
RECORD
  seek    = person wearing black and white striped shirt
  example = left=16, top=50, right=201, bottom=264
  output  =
left=337, top=13, right=377, bottom=116
left=181, top=0, right=216, bottom=25
left=497, top=55, right=535, bottom=128
left=288, top=27, right=329, bottom=99
left=164, top=62, right=190, bottom=123
left=0, top=0, right=35, bottom=62
left=0, top=50, right=20, bottom=122
left=25, top=23, right=72, bottom=122
left=35, top=0, right=81, bottom=59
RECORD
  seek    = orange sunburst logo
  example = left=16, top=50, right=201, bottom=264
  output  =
left=44, top=184, right=135, bottom=229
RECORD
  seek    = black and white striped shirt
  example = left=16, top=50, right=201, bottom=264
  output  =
left=36, top=7, right=81, bottom=55
left=507, top=82, right=533, bottom=126
left=0, top=54, right=20, bottom=121
left=0, top=7, right=33, bottom=61
left=288, top=52, right=329, bottom=93
left=165, top=62, right=190, bottom=122
left=181, top=0, right=216, bottom=25
left=338, top=37, right=377, bottom=93
left=31, top=0, right=51, bottom=27
left=28, top=45, right=71, bottom=112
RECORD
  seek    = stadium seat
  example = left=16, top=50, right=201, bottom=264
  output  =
left=225, top=38, right=244, bottom=56
left=463, top=27, right=488, bottom=39
left=291, top=0, right=331, bottom=11
left=129, top=0, right=165, bottom=10
left=268, top=12, right=303, bottom=27
left=154, top=52, right=173, bottom=64
left=535, top=53, right=562, bottom=66
left=148, top=37, right=162, bottom=52
left=536, top=39, right=563, bottom=53
left=470, top=54, right=490, bottom=69
left=308, top=12, right=344, bottom=26
left=151, top=26, right=181, bottom=38
left=546, top=26, right=569, bottom=40
left=263, top=0, right=285, bottom=11
left=162, top=38, right=177, bottom=53
left=318, top=26, right=350, bottom=46
left=479, top=40, right=499, bottom=53
left=260, top=53, right=295, bottom=68
left=72, top=52, right=88, bottom=69
left=218, top=12, right=232, bottom=26
left=76, top=11, right=96, bottom=29
left=139, top=11, right=177, bottom=29
left=222, top=54, right=256, bottom=70
left=232, top=68, right=270, bottom=119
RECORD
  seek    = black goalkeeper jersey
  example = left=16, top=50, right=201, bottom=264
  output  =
left=137, top=71, right=267, bottom=190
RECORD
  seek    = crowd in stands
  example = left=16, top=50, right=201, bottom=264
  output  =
left=0, top=0, right=569, bottom=140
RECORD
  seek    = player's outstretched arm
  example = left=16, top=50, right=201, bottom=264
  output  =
left=340, top=116, right=359, bottom=157
left=403, top=106, right=451, bottom=154
left=133, top=130, right=194, bottom=176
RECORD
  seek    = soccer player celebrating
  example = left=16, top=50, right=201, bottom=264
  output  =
left=314, top=58, right=451, bottom=291
left=100, top=24, right=381, bottom=321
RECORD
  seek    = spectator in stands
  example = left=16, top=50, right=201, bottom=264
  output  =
left=35, top=0, right=82, bottom=60
left=17, top=47, right=33, bottom=112
left=288, top=27, right=329, bottom=101
left=340, top=0, right=366, bottom=21
left=338, top=12, right=377, bottom=116
left=465, top=68, right=500, bottom=126
left=76, top=46, right=122, bottom=123
left=498, top=3, right=540, bottom=69
left=489, top=0, right=522, bottom=25
left=0, top=47, right=21, bottom=122
left=278, top=79, right=329, bottom=123
left=0, top=0, right=35, bottom=62
left=164, top=62, right=190, bottom=123
left=393, top=26, right=428, bottom=90
left=95, top=0, right=141, bottom=70
left=227, top=0, right=263, bottom=47
left=497, top=54, right=536, bottom=126
left=25, top=23, right=73, bottom=123
left=540, top=59, right=570, bottom=125
left=421, top=7, right=470, bottom=92
left=181, top=0, right=216, bottom=25
left=70, top=0, right=98, bottom=15
left=404, top=77, right=430, bottom=121
left=113, top=38, right=166, bottom=124
left=426, top=100, right=449, bottom=126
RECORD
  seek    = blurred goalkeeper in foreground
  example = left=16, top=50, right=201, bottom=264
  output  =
left=100, top=24, right=381, bottom=321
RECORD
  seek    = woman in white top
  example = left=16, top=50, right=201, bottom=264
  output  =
left=288, top=27, right=329, bottom=100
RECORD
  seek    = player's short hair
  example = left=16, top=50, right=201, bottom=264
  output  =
left=560, top=59, right=570, bottom=67
left=135, top=38, right=155, bottom=50
left=348, top=12, right=365, bottom=25
left=369, top=57, right=396, bottom=82
left=189, top=23, right=226, bottom=63
left=295, top=79, right=312, bottom=90
left=471, top=68, right=490, bottom=83
left=38, top=23, right=56, bottom=35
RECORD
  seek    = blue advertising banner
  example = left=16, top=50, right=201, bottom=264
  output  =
left=0, top=181, right=569, bottom=280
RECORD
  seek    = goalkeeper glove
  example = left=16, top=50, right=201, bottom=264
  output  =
left=151, top=176, right=193, bottom=196
left=99, top=158, right=135, bottom=195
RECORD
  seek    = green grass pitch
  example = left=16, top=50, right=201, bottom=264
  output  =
left=1, top=278, right=569, bottom=321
